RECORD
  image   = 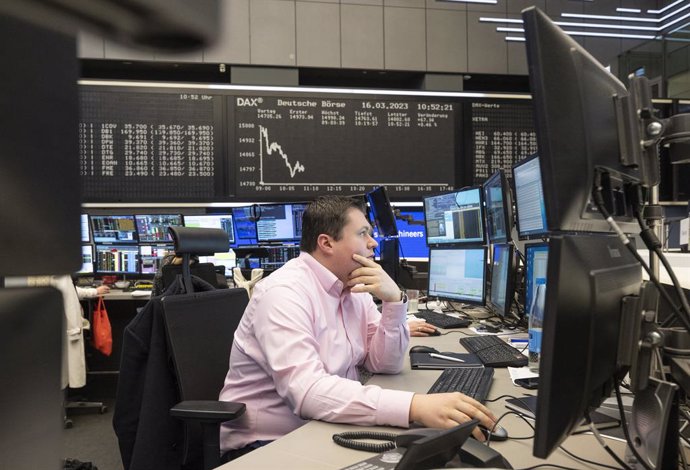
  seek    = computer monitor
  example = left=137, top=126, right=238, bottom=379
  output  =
left=79, top=244, right=94, bottom=274
left=91, top=215, right=138, bottom=244
left=487, top=243, right=516, bottom=318
left=184, top=214, right=235, bottom=245
left=512, top=154, right=548, bottom=240
left=424, top=187, right=485, bottom=246
left=524, top=242, right=549, bottom=319
left=483, top=170, right=514, bottom=243
left=523, top=6, right=658, bottom=235
left=139, top=244, right=174, bottom=274
left=373, top=207, right=429, bottom=261
left=533, top=233, right=642, bottom=458
left=94, top=244, right=139, bottom=274
left=255, top=203, right=307, bottom=243
left=135, top=214, right=184, bottom=243
left=427, top=247, right=486, bottom=305
left=232, top=206, right=258, bottom=244
left=366, top=186, right=398, bottom=238
left=81, top=214, right=91, bottom=243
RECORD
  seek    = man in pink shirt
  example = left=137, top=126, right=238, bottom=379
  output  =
left=219, top=196, right=496, bottom=461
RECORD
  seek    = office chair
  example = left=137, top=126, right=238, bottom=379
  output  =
left=162, top=227, right=249, bottom=470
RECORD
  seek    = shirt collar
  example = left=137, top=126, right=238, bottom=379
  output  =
left=300, top=252, right=345, bottom=296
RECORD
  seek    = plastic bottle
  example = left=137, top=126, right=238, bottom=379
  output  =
left=528, top=281, right=546, bottom=372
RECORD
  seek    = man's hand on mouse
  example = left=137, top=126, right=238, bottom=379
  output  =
left=409, top=392, right=498, bottom=442
left=347, top=254, right=401, bottom=303
left=408, top=319, right=439, bottom=337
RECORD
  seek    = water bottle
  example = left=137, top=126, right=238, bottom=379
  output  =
left=528, top=281, right=546, bottom=372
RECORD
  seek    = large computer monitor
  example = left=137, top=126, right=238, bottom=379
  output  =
left=524, top=242, right=549, bottom=319
left=523, top=7, right=658, bottom=235
left=255, top=203, right=307, bottom=243
left=94, top=244, right=139, bottom=274
left=533, top=233, right=641, bottom=458
left=79, top=244, right=94, bottom=274
left=91, top=215, right=138, bottom=244
left=424, top=187, right=485, bottom=246
left=366, top=186, right=398, bottom=238
left=81, top=214, right=91, bottom=243
left=373, top=207, right=429, bottom=261
left=135, top=214, right=184, bottom=243
left=427, top=247, right=486, bottom=305
left=487, top=243, right=516, bottom=318
left=483, top=170, right=514, bottom=243
left=184, top=214, right=235, bottom=245
left=512, top=155, right=548, bottom=240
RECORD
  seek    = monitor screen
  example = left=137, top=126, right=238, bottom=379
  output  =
left=91, top=215, right=137, bottom=244
left=79, top=245, right=94, bottom=274
left=135, top=214, right=184, bottom=243
left=184, top=214, right=235, bottom=245
left=533, top=233, right=641, bottom=458
left=487, top=243, right=515, bottom=318
left=512, top=155, right=548, bottom=239
left=483, top=170, right=514, bottom=243
left=428, top=247, right=486, bottom=305
left=139, top=244, right=174, bottom=274
left=232, top=206, right=258, bottom=244
left=81, top=214, right=90, bottom=243
left=373, top=207, right=428, bottom=261
left=366, top=186, right=398, bottom=238
left=524, top=242, right=549, bottom=319
left=94, top=244, right=139, bottom=274
left=523, top=6, right=657, bottom=234
left=256, top=203, right=307, bottom=243
left=424, top=187, right=484, bottom=246
left=199, top=251, right=237, bottom=277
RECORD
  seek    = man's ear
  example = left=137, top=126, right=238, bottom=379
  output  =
left=316, top=233, right=334, bottom=254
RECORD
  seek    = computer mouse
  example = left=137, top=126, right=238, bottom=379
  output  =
left=479, top=425, right=509, bottom=442
left=409, top=345, right=439, bottom=354
left=428, top=329, right=442, bottom=337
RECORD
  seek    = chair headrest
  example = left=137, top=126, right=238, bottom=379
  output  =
left=168, top=227, right=229, bottom=256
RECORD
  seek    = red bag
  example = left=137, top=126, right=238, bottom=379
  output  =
left=92, top=296, right=113, bottom=356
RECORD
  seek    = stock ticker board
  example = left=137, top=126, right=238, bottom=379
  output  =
left=79, top=83, right=537, bottom=202
left=230, top=94, right=457, bottom=199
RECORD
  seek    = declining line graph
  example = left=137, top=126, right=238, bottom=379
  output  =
left=259, top=125, right=305, bottom=184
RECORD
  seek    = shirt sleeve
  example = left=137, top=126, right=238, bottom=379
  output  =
left=252, top=285, right=414, bottom=429
left=75, top=286, right=98, bottom=299
left=363, top=297, right=410, bottom=374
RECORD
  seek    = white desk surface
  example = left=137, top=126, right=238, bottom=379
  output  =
left=218, top=333, right=625, bottom=470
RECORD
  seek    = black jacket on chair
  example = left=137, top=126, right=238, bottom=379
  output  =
left=113, top=277, right=215, bottom=470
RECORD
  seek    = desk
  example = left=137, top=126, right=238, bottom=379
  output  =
left=218, top=333, right=625, bottom=469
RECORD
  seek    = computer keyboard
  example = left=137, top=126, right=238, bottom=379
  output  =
left=459, top=335, right=528, bottom=368
left=413, top=310, right=471, bottom=329
left=427, top=367, right=494, bottom=402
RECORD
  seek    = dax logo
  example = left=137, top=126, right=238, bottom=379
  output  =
left=237, top=97, right=263, bottom=107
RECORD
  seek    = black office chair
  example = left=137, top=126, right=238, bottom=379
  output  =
left=163, top=227, right=249, bottom=470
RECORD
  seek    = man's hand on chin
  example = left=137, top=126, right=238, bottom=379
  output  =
left=347, top=254, right=401, bottom=303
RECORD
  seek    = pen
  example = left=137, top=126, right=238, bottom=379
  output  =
left=429, top=353, right=465, bottom=363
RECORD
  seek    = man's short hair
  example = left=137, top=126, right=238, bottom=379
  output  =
left=300, top=196, right=367, bottom=253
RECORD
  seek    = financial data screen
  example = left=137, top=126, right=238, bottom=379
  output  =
left=428, top=247, right=486, bottom=304
left=184, top=214, right=235, bottom=244
left=525, top=243, right=549, bottom=316
left=135, top=214, right=183, bottom=243
left=424, top=188, right=484, bottom=246
left=91, top=215, right=137, bottom=244
left=513, top=155, right=548, bottom=238
left=256, top=203, right=307, bottom=242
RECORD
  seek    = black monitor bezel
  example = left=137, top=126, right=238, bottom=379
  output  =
left=423, top=186, right=486, bottom=247
left=427, top=246, right=487, bottom=306
left=483, top=169, right=514, bottom=243
left=366, top=186, right=399, bottom=238
left=511, top=154, right=549, bottom=241
left=487, top=243, right=516, bottom=318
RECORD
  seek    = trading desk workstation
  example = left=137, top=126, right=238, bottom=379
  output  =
left=219, top=330, right=626, bottom=470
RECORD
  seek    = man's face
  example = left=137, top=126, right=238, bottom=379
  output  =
left=330, top=208, right=378, bottom=281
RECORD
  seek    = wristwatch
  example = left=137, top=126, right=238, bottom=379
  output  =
left=400, top=291, right=408, bottom=303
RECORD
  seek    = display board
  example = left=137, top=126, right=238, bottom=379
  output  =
left=467, top=99, right=539, bottom=185
left=79, top=87, right=225, bottom=201
left=79, top=82, right=541, bottom=203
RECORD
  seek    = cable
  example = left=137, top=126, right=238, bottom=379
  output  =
left=654, top=246, right=690, bottom=322
left=331, top=431, right=397, bottom=453
left=585, top=412, right=632, bottom=470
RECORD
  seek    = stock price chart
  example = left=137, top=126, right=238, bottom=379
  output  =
left=231, top=94, right=457, bottom=198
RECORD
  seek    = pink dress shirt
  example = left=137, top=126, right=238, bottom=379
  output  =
left=219, top=252, right=413, bottom=453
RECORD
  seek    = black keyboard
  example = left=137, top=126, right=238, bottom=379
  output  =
left=428, top=367, right=494, bottom=402
left=413, top=310, right=471, bottom=329
left=460, top=335, right=528, bottom=367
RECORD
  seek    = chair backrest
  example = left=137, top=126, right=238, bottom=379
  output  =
left=161, top=263, right=220, bottom=292
left=167, top=226, right=229, bottom=294
left=162, top=287, right=249, bottom=467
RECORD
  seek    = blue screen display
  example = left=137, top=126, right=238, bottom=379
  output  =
left=373, top=207, right=428, bottom=260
